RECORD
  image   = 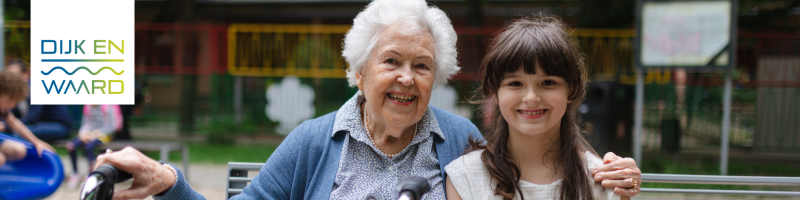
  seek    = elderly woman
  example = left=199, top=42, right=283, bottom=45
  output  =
left=95, top=0, right=642, bottom=199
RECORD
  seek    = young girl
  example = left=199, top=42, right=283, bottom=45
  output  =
left=445, top=16, right=630, bottom=200
left=66, top=104, right=122, bottom=188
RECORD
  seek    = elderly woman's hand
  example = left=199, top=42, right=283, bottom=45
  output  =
left=95, top=147, right=177, bottom=199
left=591, top=152, right=641, bottom=197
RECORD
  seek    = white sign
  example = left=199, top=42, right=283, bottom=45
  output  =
left=31, top=0, right=135, bottom=104
left=640, top=1, right=731, bottom=67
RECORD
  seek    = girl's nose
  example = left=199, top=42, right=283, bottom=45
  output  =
left=523, top=89, right=541, bottom=104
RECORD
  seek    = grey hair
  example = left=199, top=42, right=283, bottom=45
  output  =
left=342, top=0, right=459, bottom=89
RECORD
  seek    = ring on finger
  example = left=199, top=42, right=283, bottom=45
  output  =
left=629, top=178, right=638, bottom=189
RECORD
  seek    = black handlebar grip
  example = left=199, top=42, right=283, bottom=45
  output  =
left=94, top=164, right=133, bottom=183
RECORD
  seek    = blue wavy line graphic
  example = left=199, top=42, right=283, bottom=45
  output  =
left=41, top=66, right=124, bottom=75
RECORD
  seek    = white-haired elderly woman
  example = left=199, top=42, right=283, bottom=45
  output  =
left=95, top=0, right=642, bottom=199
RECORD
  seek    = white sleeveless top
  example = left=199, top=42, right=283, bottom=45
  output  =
left=445, top=150, right=620, bottom=200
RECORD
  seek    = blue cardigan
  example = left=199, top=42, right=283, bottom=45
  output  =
left=156, top=106, right=483, bottom=200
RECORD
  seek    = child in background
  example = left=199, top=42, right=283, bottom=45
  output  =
left=4, top=59, right=73, bottom=142
left=445, top=16, right=634, bottom=200
left=0, top=136, right=26, bottom=167
left=66, top=104, right=122, bottom=189
left=0, top=72, right=56, bottom=166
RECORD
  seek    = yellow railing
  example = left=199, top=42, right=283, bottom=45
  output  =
left=227, top=23, right=351, bottom=78
left=5, top=20, right=30, bottom=28
left=573, top=29, right=636, bottom=38
left=574, top=29, right=639, bottom=84
left=573, top=29, right=673, bottom=85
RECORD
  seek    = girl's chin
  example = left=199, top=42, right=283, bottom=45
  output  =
left=511, top=125, right=554, bottom=135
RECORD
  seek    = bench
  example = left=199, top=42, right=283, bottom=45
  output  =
left=226, top=162, right=263, bottom=199
left=54, top=140, right=190, bottom=181
left=226, top=162, right=800, bottom=199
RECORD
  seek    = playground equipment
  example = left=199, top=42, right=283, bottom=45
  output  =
left=0, top=133, right=64, bottom=200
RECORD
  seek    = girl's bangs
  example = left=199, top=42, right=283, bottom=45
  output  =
left=485, top=23, right=578, bottom=87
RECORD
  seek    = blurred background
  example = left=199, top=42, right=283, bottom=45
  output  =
left=2, top=0, right=799, bottom=199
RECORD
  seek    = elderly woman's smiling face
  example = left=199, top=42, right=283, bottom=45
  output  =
left=356, top=22, right=436, bottom=131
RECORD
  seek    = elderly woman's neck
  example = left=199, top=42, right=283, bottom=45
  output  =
left=359, top=101, right=416, bottom=152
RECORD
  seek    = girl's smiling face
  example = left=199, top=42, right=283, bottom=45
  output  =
left=497, top=64, right=571, bottom=138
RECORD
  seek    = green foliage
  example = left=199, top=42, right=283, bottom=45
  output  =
left=4, top=6, right=30, bottom=61
left=146, top=142, right=278, bottom=164
left=4, top=6, right=26, bottom=21
left=199, top=118, right=259, bottom=145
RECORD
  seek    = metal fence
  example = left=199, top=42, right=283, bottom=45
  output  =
left=641, top=173, right=800, bottom=196
left=740, top=31, right=800, bottom=152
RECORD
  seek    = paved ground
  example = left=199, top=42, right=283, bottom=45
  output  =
left=46, top=156, right=227, bottom=200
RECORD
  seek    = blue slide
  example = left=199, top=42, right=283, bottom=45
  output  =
left=0, top=133, right=64, bottom=200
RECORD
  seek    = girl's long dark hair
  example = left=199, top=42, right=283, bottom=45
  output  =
left=469, top=15, right=597, bottom=200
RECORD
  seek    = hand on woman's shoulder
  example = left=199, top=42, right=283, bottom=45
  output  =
left=584, top=151, right=622, bottom=200
left=583, top=151, right=605, bottom=172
